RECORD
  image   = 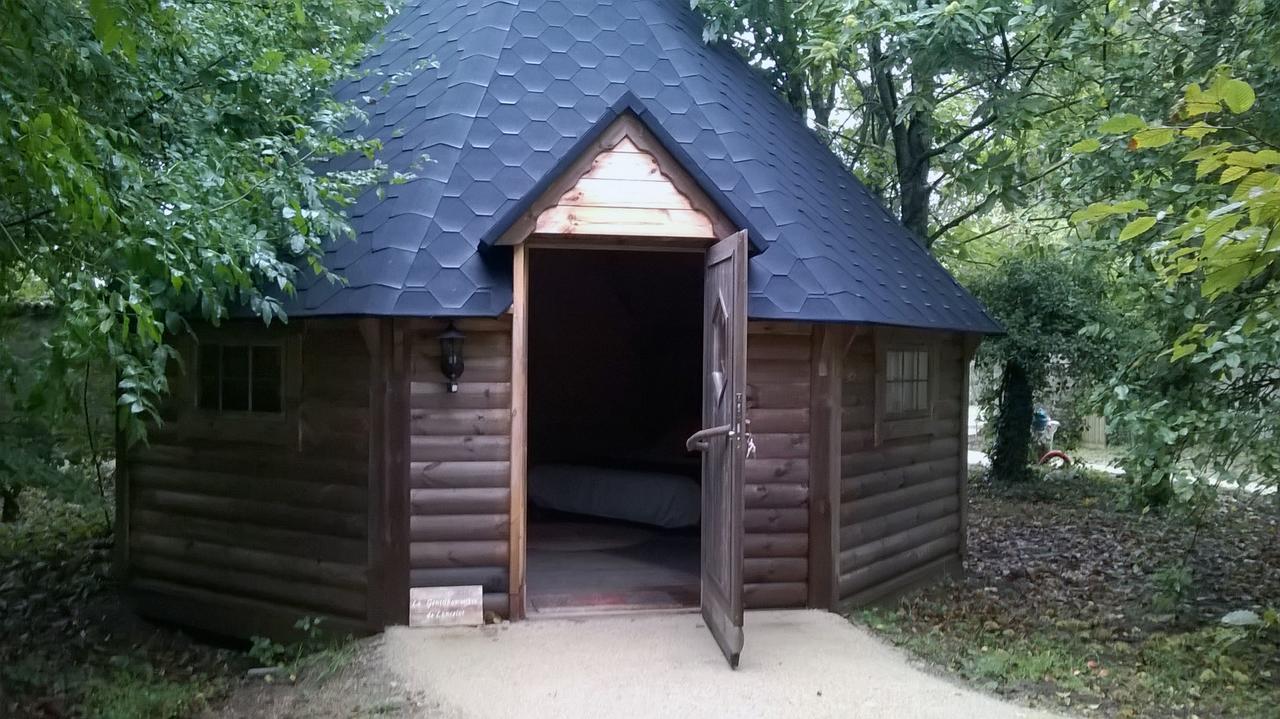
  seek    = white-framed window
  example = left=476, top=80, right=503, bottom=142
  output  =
left=884, top=347, right=931, bottom=417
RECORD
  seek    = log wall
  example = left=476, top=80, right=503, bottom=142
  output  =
left=837, top=328, right=969, bottom=606
left=122, top=319, right=375, bottom=638
left=743, top=321, right=812, bottom=608
left=399, top=318, right=812, bottom=613
left=118, top=311, right=974, bottom=634
left=405, top=317, right=513, bottom=617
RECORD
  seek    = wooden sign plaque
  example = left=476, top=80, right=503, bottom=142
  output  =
left=408, top=585, right=484, bottom=627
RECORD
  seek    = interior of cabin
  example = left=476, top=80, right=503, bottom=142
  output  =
left=525, top=248, right=704, bottom=614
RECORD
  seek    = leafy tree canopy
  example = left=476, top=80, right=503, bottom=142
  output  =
left=1070, top=71, right=1279, bottom=503
left=0, top=0, right=398, bottom=441
left=969, top=251, right=1116, bottom=482
left=694, top=0, right=1279, bottom=255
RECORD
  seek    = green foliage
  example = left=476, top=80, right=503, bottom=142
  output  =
left=0, top=0, right=401, bottom=444
left=2, top=490, right=240, bottom=716
left=962, top=644, right=1088, bottom=689
left=248, top=615, right=355, bottom=681
left=80, top=658, right=219, bottom=719
left=867, top=605, right=1279, bottom=716
left=1141, top=625, right=1271, bottom=694
left=1150, top=562, right=1196, bottom=614
left=691, top=1, right=844, bottom=130
left=969, top=253, right=1116, bottom=481
left=1074, top=72, right=1279, bottom=358
left=858, top=470, right=1280, bottom=717
left=970, top=253, right=1115, bottom=394
left=0, top=420, right=69, bottom=521
left=1072, top=71, right=1280, bottom=505
left=248, top=616, right=329, bottom=668
left=247, top=635, right=290, bottom=669
left=694, top=0, right=1122, bottom=243
left=1, top=312, right=116, bottom=520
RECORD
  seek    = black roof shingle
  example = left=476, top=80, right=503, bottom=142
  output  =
left=293, top=0, right=1000, bottom=334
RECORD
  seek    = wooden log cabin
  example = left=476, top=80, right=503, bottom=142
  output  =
left=117, top=0, right=1000, bottom=666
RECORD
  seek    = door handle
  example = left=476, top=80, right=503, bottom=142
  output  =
left=686, top=424, right=733, bottom=452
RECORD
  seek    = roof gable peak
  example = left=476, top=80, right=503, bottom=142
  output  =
left=497, top=112, right=734, bottom=247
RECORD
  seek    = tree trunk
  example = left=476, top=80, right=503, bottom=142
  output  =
left=897, top=131, right=931, bottom=241
left=868, top=36, right=934, bottom=242
left=991, top=360, right=1033, bottom=482
left=1, top=488, right=19, bottom=522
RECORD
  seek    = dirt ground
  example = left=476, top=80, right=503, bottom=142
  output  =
left=202, top=639, right=425, bottom=719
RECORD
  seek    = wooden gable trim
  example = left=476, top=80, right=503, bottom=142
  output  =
left=497, top=114, right=735, bottom=246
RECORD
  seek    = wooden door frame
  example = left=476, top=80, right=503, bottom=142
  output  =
left=509, top=245, right=530, bottom=620
left=507, top=240, right=724, bottom=620
left=503, top=112, right=742, bottom=621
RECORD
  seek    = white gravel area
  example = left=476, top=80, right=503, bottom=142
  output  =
left=382, top=609, right=1067, bottom=719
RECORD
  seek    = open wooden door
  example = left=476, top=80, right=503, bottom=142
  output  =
left=685, top=230, right=748, bottom=668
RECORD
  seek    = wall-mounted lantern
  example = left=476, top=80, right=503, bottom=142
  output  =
left=438, top=321, right=465, bottom=393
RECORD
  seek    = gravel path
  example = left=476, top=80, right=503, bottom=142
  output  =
left=381, top=609, right=1068, bottom=719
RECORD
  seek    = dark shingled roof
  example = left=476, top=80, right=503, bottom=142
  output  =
left=294, top=0, right=1000, bottom=334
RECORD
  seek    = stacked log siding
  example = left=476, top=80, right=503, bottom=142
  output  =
left=406, top=318, right=513, bottom=616
left=837, top=330, right=967, bottom=606
left=743, top=321, right=812, bottom=608
left=124, top=320, right=373, bottom=637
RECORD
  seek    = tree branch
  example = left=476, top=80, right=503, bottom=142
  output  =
left=929, top=158, right=1071, bottom=241
left=3, top=207, right=53, bottom=229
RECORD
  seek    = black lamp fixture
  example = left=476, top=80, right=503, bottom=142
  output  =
left=438, top=321, right=465, bottom=393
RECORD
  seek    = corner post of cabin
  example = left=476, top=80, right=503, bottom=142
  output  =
left=359, top=318, right=386, bottom=630
left=386, top=318, right=411, bottom=625
left=957, top=333, right=981, bottom=567
left=508, top=244, right=530, bottom=620
left=361, top=317, right=410, bottom=629
left=807, top=324, right=843, bottom=609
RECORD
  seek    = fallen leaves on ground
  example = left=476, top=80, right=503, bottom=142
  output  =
left=860, top=469, right=1280, bottom=719
left=0, top=491, right=243, bottom=718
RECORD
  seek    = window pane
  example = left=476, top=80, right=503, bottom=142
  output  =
left=884, top=349, right=930, bottom=416
left=220, top=346, right=250, bottom=411
left=198, top=344, right=220, bottom=410
left=251, top=346, right=282, bottom=413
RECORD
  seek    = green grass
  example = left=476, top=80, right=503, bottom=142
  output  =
left=80, top=661, right=219, bottom=719
left=1, top=489, right=240, bottom=718
left=860, top=606, right=1278, bottom=716
left=860, top=607, right=1096, bottom=692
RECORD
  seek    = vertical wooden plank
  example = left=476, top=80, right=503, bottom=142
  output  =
left=285, top=329, right=304, bottom=452
left=806, top=327, right=830, bottom=608
left=807, top=325, right=844, bottom=609
left=871, top=328, right=884, bottom=446
left=957, top=333, right=980, bottom=564
left=361, top=318, right=387, bottom=629
left=508, top=245, right=529, bottom=620
left=385, top=319, right=411, bottom=624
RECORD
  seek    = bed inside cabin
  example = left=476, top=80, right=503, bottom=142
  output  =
left=526, top=248, right=704, bottom=614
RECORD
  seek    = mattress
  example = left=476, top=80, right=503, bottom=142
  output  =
left=528, top=464, right=700, bottom=529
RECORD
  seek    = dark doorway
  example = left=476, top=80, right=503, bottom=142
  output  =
left=525, top=249, right=703, bottom=614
